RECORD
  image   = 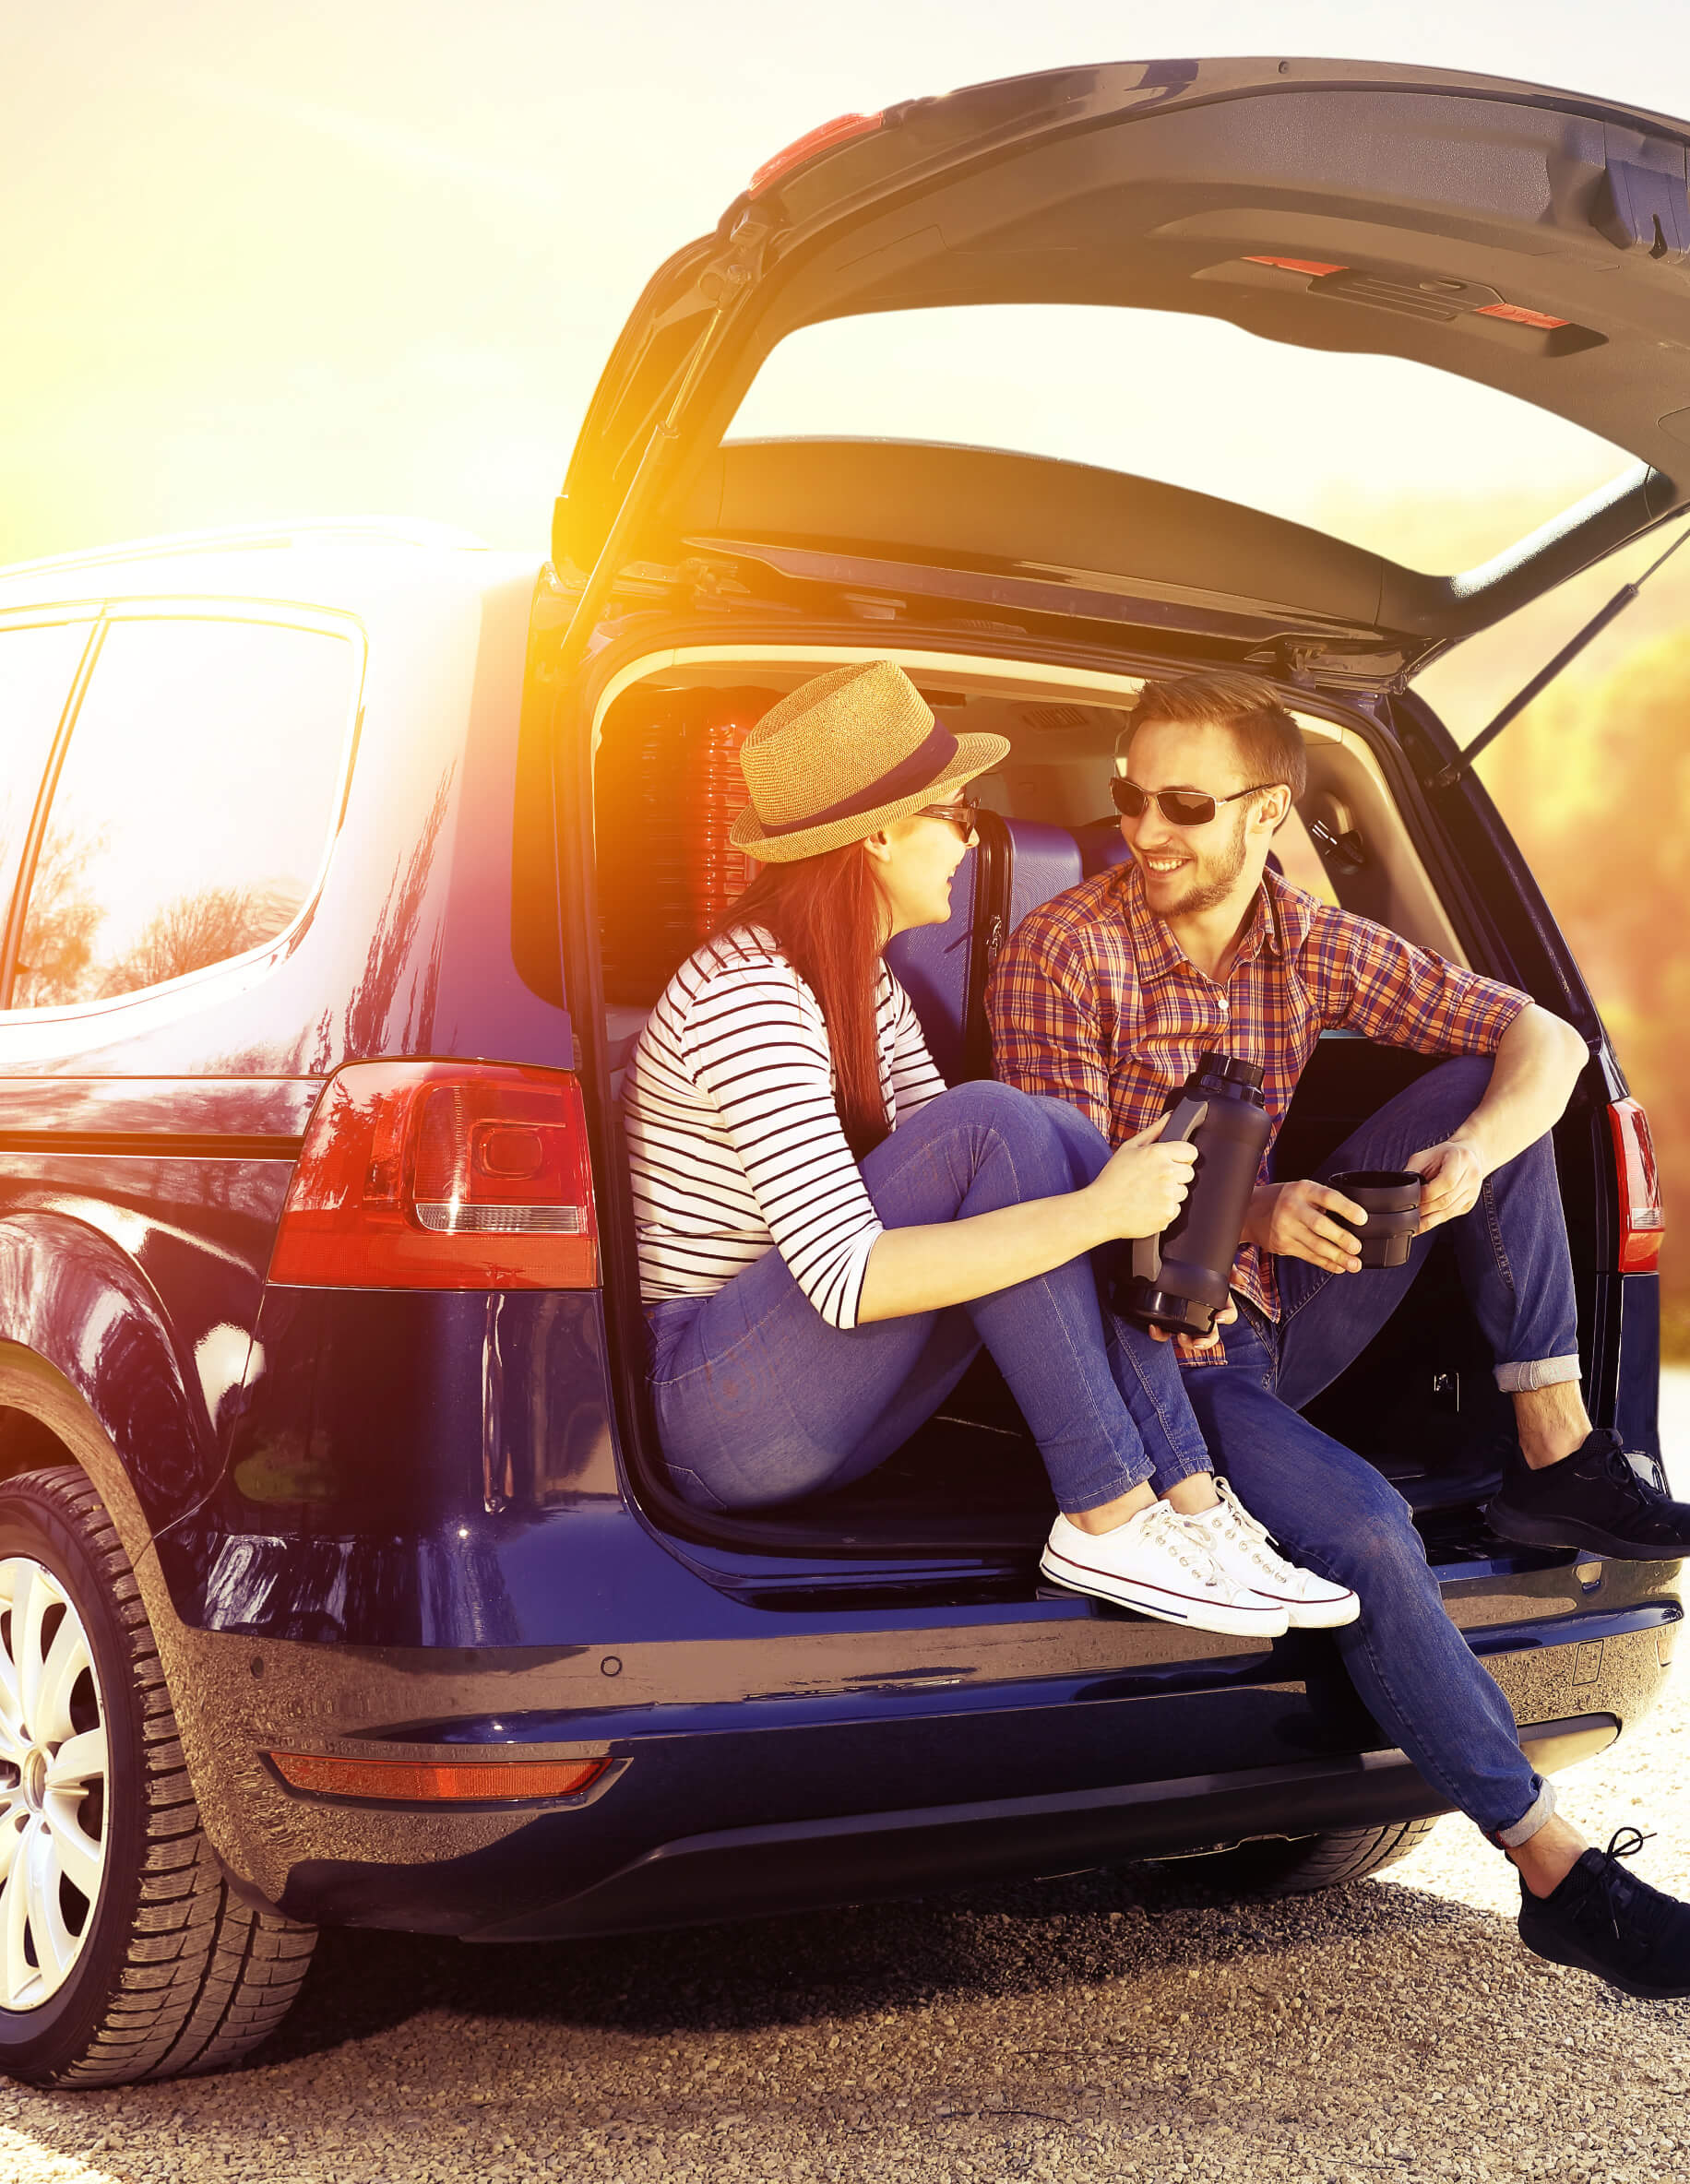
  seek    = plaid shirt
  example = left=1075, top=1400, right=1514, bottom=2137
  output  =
left=987, top=859, right=1530, bottom=1352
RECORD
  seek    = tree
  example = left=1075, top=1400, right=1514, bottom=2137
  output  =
left=97, top=881, right=305, bottom=997
left=12, top=830, right=106, bottom=1007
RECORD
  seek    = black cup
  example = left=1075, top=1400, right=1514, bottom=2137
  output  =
left=1328, top=1169, right=1422, bottom=1269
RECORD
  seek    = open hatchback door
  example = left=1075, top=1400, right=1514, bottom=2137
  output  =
left=555, top=56, right=1690, bottom=689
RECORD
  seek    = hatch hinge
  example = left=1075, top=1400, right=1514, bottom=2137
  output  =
left=1593, top=160, right=1690, bottom=264
left=1271, top=641, right=1323, bottom=689
left=679, top=554, right=752, bottom=607
left=696, top=203, right=785, bottom=304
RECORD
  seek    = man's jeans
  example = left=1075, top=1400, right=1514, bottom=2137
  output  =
left=1272, top=1053, right=1580, bottom=1409
left=648, top=1079, right=1212, bottom=1516
left=1179, top=1055, right=1568, bottom=1845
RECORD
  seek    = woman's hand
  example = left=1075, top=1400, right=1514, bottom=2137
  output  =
left=1244, top=1178, right=1370, bottom=1274
left=1088, top=1118, right=1198, bottom=1240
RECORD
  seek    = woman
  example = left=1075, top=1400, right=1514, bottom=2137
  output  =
left=625, top=661, right=1356, bottom=1638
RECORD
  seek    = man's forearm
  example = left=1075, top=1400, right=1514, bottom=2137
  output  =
left=1458, top=1005, right=1589, bottom=1171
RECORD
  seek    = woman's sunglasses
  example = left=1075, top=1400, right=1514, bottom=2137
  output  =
left=917, top=798, right=980, bottom=844
left=1110, top=777, right=1282, bottom=827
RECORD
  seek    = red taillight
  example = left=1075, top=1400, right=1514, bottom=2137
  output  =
left=750, top=110, right=884, bottom=194
left=270, top=1062, right=598, bottom=1290
left=271, top=1751, right=608, bottom=1802
left=1609, top=1098, right=1664, bottom=1273
left=1243, top=254, right=1350, bottom=277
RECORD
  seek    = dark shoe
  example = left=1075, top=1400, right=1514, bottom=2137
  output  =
left=1518, top=1828, right=1690, bottom=1999
left=1485, top=1429, right=1690, bottom=1560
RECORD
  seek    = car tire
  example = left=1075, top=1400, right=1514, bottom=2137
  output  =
left=0, top=1464, right=316, bottom=2086
left=1148, top=1818, right=1440, bottom=1898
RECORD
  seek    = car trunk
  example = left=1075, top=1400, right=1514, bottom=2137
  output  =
left=555, top=54, right=1670, bottom=1571
left=582, top=631, right=1607, bottom=1569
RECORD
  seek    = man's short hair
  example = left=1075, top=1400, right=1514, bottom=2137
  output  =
left=1116, top=671, right=1308, bottom=805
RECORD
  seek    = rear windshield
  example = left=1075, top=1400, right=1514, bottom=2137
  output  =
left=729, top=304, right=1634, bottom=577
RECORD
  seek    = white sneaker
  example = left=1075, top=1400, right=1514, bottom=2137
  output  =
left=1189, top=1478, right=1361, bottom=1630
left=1040, top=1501, right=1291, bottom=1640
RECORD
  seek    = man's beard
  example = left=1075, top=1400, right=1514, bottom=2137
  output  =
left=1160, top=811, right=1251, bottom=918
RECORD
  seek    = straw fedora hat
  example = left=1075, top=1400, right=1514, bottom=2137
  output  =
left=729, top=660, right=1009, bottom=862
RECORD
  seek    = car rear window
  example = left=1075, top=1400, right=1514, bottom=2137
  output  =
left=728, top=303, right=1635, bottom=576
left=13, top=614, right=358, bottom=1008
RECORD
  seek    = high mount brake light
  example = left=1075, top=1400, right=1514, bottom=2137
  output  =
left=1609, top=1098, right=1664, bottom=1274
left=270, top=1061, right=598, bottom=1290
left=750, top=111, right=884, bottom=194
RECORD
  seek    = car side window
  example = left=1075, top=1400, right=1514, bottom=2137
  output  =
left=13, top=615, right=356, bottom=1009
left=0, top=619, right=94, bottom=927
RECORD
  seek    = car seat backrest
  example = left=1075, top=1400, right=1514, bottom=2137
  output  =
left=886, top=813, right=1082, bottom=1083
left=1077, top=816, right=1133, bottom=878
left=883, top=836, right=984, bottom=1086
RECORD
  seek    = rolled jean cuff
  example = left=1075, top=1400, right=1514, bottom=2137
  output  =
left=1494, top=1355, right=1582, bottom=1394
left=1058, top=1448, right=1159, bottom=1516
left=1145, top=1442, right=1215, bottom=1492
left=1490, top=1776, right=1557, bottom=1849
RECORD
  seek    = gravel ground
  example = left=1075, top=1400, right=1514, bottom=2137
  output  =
left=5, top=1375, right=1688, bottom=2184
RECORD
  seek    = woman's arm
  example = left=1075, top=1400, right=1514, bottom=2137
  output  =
left=857, top=1122, right=1194, bottom=1323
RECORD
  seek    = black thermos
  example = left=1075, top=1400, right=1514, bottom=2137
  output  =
left=1125, top=1051, right=1271, bottom=1339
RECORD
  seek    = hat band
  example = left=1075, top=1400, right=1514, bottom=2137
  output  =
left=756, top=719, right=959, bottom=838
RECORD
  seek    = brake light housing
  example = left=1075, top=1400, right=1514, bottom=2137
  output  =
left=270, top=1061, right=598, bottom=1290
left=270, top=1751, right=609, bottom=1802
left=750, top=110, right=884, bottom=195
left=1608, top=1098, right=1664, bottom=1273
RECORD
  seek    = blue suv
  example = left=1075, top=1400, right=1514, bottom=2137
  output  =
left=0, top=58, right=1681, bottom=2084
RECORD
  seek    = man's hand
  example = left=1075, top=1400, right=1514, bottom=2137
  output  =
left=1244, top=1179, right=1367, bottom=1274
left=1147, top=1294, right=1239, bottom=1359
left=1406, top=1136, right=1484, bottom=1233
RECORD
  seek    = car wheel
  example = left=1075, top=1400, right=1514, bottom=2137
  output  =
left=1148, top=1818, right=1440, bottom=1898
left=0, top=1465, right=316, bottom=2086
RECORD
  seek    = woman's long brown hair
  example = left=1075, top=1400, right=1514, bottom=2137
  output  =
left=711, top=845, right=891, bottom=1160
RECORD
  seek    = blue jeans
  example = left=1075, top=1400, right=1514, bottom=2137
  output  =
left=1273, top=1054, right=1581, bottom=1409
left=1179, top=1056, right=1567, bottom=1843
left=647, top=1079, right=1212, bottom=1516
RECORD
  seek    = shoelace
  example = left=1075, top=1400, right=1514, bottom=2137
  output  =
left=1581, top=1826, right=1664, bottom=1953
left=1205, top=1495, right=1299, bottom=1584
left=1600, top=1442, right=1675, bottom=1516
left=1208, top=1506, right=1294, bottom=1583
left=1585, top=1440, right=1690, bottom=1546
left=1143, top=1503, right=1228, bottom=1594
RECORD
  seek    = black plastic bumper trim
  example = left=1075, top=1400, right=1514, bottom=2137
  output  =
left=464, top=1712, right=1616, bottom=1942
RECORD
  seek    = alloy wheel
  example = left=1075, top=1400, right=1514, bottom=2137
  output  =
left=0, top=1555, right=110, bottom=2011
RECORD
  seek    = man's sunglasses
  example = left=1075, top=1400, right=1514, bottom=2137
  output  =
left=1110, top=777, right=1282, bottom=827
left=917, top=798, right=980, bottom=843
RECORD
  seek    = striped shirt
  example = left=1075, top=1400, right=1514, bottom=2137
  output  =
left=987, top=859, right=1530, bottom=1346
left=625, top=928, right=947, bottom=1330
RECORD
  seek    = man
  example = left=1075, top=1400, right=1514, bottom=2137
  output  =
left=987, top=669, right=1690, bottom=1999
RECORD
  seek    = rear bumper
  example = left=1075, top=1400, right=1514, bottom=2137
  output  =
left=461, top=1714, right=1616, bottom=1942
left=156, top=1583, right=1681, bottom=1938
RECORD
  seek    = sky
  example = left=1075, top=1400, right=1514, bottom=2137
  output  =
left=6, top=0, right=1690, bottom=576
